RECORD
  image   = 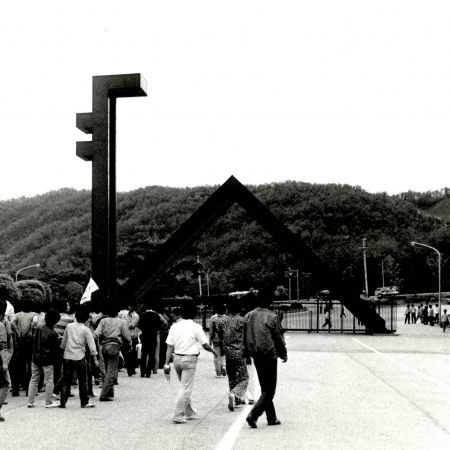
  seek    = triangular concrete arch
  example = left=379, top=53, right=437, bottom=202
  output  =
left=120, top=176, right=388, bottom=333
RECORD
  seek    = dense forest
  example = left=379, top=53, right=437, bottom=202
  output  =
left=1, top=182, right=450, bottom=302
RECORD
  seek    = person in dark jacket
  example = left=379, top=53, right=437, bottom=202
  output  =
left=27, top=309, right=61, bottom=408
left=138, top=301, right=162, bottom=378
left=243, top=287, right=287, bottom=429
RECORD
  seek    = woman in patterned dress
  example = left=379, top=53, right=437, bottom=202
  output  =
left=218, top=300, right=249, bottom=411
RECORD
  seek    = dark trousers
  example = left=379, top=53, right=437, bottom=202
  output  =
left=12, top=339, right=33, bottom=393
left=101, top=344, right=120, bottom=399
left=125, top=338, right=138, bottom=375
left=9, top=352, right=20, bottom=393
left=249, top=358, right=278, bottom=423
left=61, top=358, right=89, bottom=407
left=53, top=349, right=65, bottom=395
left=140, top=335, right=157, bottom=376
left=159, top=332, right=168, bottom=369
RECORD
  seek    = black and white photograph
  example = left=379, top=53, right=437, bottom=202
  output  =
left=1, top=1, right=450, bottom=449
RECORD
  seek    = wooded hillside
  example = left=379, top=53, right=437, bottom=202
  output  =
left=1, top=182, right=449, bottom=301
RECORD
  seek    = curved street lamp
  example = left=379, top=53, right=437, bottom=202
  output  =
left=411, top=241, right=441, bottom=325
left=15, top=263, right=40, bottom=283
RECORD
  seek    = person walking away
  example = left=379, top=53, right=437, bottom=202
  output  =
left=209, top=304, right=227, bottom=377
left=442, top=309, right=449, bottom=332
left=59, top=306, right=99, bottom=408
left=52, top=301, right=74, bottom=400
left=164, top=301, right=218, bottom=423
left=153, top=307, right=168, bottom=374
left=243, top=287, right=287, bottom=428
left=10, top=298, right=38, bottom=396
left=94, top=303, right=131, bottom=401
left=27, top=309, right=61, bottom=408
left=422, top=304, right=428, bottom=325
left=322, top=306, right=332, bottom=332
left=429, top=305, right=435, bottom=326
left=157, top=307, right=170, bottom=370
left=0, top=297, right=13, bottom=422
left=119, top=303, right=139, bottom=376
left=218, top=300, right=249, bottom=411
left=138, top=301, right=162, bottom=378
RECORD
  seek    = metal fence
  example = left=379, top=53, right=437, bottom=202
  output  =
left=194, top=299, right=397, bottom=334
left=281, top=300, right=397, bottom=333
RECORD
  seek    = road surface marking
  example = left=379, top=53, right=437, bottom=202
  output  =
left=353, top=338, right=450, bottom=391
left=215, top=405, right=252, bottom=450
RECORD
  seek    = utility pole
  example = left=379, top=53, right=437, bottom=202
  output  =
left=197, top=255, right=202, bottom=297
left=288, top=267, right=292, bottom=300
left=284, top=268, right=293, bottom=300
left=360, top=238, right=369, bottom=299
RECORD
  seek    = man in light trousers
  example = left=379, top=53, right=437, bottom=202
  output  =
left=164, top=302, right=218, bottom=424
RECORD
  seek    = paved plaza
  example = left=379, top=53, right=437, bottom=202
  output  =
left=2, top=315, right=450, bottom=450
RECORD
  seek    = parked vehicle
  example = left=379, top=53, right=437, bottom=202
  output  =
left=375, top=286, right=400, bottom=297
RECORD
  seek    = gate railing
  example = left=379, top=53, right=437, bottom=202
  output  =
left=191, top=299, right=397, bottom=334
left=280, top=299, right=397, bottom=333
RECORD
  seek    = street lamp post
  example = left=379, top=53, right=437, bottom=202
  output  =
left=15, top=264, right=40, bottom=283
left=411, top=241, right=441, bottom=324
left=360, top=238, right=369, bottom=299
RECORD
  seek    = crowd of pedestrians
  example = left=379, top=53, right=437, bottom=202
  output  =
left=404, top=303, right=450, bottom=331
left=0, top=286, right=287, bottom=429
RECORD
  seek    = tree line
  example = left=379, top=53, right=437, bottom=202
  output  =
left=0, top=181, right=449, bottom=302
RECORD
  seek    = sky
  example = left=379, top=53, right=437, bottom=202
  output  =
left=1, top=1, right=450, bottom=202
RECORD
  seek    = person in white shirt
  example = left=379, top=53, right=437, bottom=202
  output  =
left=164, top=302, right=218, bottom=424
left=404, top=304, right=411, bottom=324
left=428, top=305, right=435, bottom=326
left=416, top=305, right=422, bottom=323
left=60, top=306, right=98, bottom=408
left=411, top=305, right=417, bottom=323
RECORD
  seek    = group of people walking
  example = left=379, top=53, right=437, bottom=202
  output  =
left=164, top=288, right=287, bottom=428
left=1, top=286, right=288, bottom=429
left=0, top=289, right=171, bottom=421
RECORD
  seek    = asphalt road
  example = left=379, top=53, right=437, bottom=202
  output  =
left=2, top=317, right=450, bottom=450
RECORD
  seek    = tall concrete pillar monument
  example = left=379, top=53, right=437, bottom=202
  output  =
left=76, top=74, right=148, bottom=300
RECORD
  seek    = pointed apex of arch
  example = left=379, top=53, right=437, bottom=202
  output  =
left=121, top=176, right=389, bottom=333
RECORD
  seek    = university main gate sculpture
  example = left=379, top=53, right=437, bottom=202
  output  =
left=77, top=73, right=389, bottom=333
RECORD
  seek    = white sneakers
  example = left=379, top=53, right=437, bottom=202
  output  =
left=46, top=402, right=61, bottom=408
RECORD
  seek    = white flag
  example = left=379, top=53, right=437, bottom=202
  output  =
left=80, top=278, right=99, bottom=304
